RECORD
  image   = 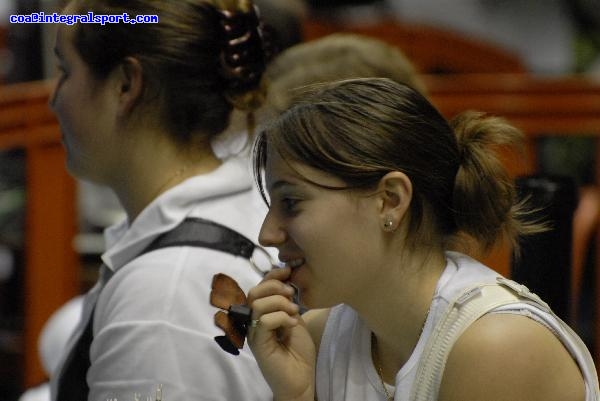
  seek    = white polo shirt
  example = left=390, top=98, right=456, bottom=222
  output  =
left=51, top=155, right=272, bottom=401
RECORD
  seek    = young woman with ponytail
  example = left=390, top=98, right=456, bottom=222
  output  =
left=48, top=1, right=273, bottom=399
left=247, top=78, right=598, bottom=401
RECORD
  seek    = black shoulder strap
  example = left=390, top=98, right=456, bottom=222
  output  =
left=56, top=218, right=256, bottom=401
left=143, top=217, right=257, bottom=258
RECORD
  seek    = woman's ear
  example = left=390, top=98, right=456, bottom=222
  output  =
left=377, top=171, right=412, bottom=232
left=115, top=56, right=144, bottom=117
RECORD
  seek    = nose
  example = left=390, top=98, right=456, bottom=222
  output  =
left=48, top=79, right=59, bottom=110
left=258, top=209, right=287, bottom=248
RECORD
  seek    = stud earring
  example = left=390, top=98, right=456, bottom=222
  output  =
left=383, top=216, right=395, bottom=232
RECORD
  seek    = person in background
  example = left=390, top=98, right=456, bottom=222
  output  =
left=263, top=32, right=426, bottom=114
left=213, top=32, right=426, bottom=161
left=246, top=78, right=598, bottom=401
left=47, top=0, right=274, bottom=400
left=19, top=297, right=83, bottom=401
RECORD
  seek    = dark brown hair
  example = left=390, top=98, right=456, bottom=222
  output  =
left=68, top=0, right=268, bottom=142
left=254, top=78, right=543, bottom=253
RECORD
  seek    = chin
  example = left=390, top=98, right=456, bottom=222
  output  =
left=65, top=161, right=85, bottom=180
left=297, top=290, right=333, bottom=311
left=64, top=160, right=78, bottom=178
left=66, top=163, right=98, bottom=185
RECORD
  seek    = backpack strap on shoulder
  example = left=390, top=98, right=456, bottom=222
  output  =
left=144, top=217, right=273, bottom=276
left=410, top=277, right=599, bottom=401
left=56, top=217, right=268, bottom=401
left=410, top=278, right=531, bottom=401
left=145, top=217, right=254, bottom=257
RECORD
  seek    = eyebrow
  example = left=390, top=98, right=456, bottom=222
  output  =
left=269, top=180, right=294, bottom=193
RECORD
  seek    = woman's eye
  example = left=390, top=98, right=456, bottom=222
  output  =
left=281, top=198, right=300, bottom=214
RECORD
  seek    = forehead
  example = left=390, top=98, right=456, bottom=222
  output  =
left=55, top=2, right=79, bottom=51
left=54, top=23, right=77, bottom=55
left=264, top=146, right=346, bottom=191
left=63, top=1, right=78, bottom=14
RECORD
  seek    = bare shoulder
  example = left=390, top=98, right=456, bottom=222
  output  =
left=438, top=313, right=586, bottom=401
left=302, top=308, right=331, bottom=350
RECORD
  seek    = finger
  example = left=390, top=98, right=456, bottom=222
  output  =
left=262, top=266, right=292, bottom=282
left=248, top=293, right=300, bottom=344
left=247, top=310, right=299, bottom=344
left=247, top=278, right=295, bottom=304
left=257, top=310, right=299, bottom=331
left=251, top=294, right=300, bottom=319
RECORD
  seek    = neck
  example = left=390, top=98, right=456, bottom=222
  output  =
left=111, top=133, right=222, bottom=222
left=355, top=248, right=447, bottom=384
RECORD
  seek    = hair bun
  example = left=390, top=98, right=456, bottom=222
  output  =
left=217, top=5, right=268, bottom=93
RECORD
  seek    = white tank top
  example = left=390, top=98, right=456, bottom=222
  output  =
left=315, top=251, right=598, bottom=401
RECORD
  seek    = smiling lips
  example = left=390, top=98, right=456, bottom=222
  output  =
left=284, top=258, right=305, bottom=269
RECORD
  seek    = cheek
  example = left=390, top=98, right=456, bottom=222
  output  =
left=315, top=212, right=374, bottom=269
left=295, top=212, right=358, bottom=265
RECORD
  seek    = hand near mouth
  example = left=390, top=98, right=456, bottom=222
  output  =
left=246, top=267, right=316, bottom=401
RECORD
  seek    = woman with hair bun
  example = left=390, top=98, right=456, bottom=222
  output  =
left=247, top=78, right=599, bottom=401
left=48, top=1, right=273, bottom=400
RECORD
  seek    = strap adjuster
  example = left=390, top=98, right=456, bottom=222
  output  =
left=496, top=277, right=551, bottom=312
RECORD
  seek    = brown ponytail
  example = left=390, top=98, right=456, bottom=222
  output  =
left=215, top=0, right=270, bottom=135
left=69, top=0, right=269, bottom=142
left=255, top=79, right=545, bottom=255
left=451, top=111, right=547, bottom=253
left=216, top=0, right=268, bottom=106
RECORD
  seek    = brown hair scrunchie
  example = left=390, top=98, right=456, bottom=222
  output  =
left=217, top=5, right=269, bottom=94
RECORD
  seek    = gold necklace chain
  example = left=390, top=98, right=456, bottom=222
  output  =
left=149, top=165, right=190, bottom=202
left=371, top=333, right=394, bottom=401
left=371, top=308, right=431, bottom=401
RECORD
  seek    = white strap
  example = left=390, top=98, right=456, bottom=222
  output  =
left=409, top=277, right=599, bottom=401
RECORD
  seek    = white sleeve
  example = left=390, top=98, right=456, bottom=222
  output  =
left=88, top=320, right=269, bottom=400
left=89, top=248, right=271, bottom=401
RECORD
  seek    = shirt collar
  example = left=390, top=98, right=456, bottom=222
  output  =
left=101, top=155, right=252, bottom=271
